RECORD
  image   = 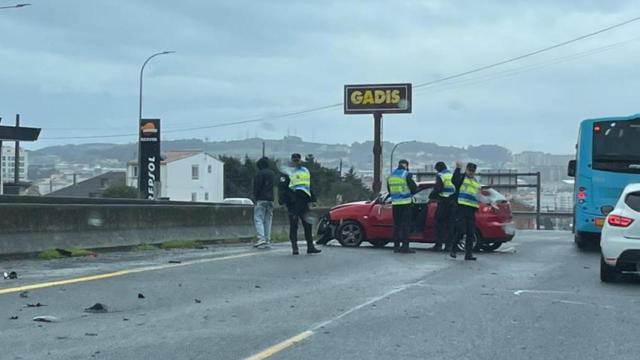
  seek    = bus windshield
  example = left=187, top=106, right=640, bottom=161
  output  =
left=592, top=119, right=640, bottom=173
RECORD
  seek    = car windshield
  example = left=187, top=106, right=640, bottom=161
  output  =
left=478, top=187, right=507, bottom=204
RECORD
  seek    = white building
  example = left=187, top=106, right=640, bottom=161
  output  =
left=127, top=151, right=224, bottom=202
left=1, top=146, right=29, bottom=182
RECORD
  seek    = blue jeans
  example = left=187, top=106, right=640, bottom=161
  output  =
left=254, top=201, right=274, bottom=243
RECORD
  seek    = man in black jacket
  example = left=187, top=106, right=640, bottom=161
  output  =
left=253, top=157, right=275, bottom=248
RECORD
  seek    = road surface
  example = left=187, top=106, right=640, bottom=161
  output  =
left=1, top=231, right=639, bottom=360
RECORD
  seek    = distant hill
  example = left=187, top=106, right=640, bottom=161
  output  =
left=30, top=136, right=515, bottom=169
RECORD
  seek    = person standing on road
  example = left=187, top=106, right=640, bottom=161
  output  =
left=283, top=153, right=321, bottom=256
left=253, top=157, right=275, bottom=249
left=428, top=161, right=459, bottom=252
left=450, top=161, right=480, bottom=261
left=387, top=159, right=418, bottom=254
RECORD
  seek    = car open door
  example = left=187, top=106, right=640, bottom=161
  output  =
left=368, top=194, right=394, bottom=239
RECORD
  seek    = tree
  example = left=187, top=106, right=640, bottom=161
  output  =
left=220, top=155, right=373, bottom=206
left=103, top=185, right=138, bottom=199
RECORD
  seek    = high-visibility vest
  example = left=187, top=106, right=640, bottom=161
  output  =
left=458, top=176, right=481, bottom=208
left=437, top=169, right=456, bottom=198
left=289, top=166, right=311, bottom=196
left=387, top=168, right=412, bottom=205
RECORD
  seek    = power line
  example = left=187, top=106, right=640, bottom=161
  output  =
left=412, top=14, right=640, bottom=89
left=39, top=15, right=640, bottom=141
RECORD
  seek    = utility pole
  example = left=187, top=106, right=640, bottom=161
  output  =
left=14, top=114, right=19, bottom=184
left=262, top=141, right=265, bottom=158
left=372, top=112, right=382, bottom=194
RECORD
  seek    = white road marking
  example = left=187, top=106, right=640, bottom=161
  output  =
left=514, top=289, right=573, bottom=296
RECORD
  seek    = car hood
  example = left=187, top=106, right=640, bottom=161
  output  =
left=331, top=201, right=370, bottom=211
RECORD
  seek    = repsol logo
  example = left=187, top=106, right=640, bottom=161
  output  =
left=146, top=156, right=156, bottom=199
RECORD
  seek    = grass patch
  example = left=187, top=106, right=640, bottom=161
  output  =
left=38, top=249, right=62, bottom=260
left=37, top=247, right=93, bottom=260
left=133, top=244, right=160, bottom=252
left=160, top=240, right=204, bottom=250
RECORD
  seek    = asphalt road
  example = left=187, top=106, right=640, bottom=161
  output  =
left=1, top=231, right=639, bottom=360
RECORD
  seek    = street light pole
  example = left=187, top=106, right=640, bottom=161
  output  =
left=138, top=51, right=175, bottom=122
left=390, top=141, right=411, bottom=173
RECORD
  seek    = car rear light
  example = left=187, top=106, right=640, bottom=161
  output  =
left=607, top=214, right=634, bottom=227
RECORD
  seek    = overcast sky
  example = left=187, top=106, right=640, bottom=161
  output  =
left=2, top=0, right=640, bottom=153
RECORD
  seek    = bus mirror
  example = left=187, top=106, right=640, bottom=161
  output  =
left=568, top=160, right=576, bottom=177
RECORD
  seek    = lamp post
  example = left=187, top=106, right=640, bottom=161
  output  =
left=138, top=51, right=175, bottom=122
left=390, top=141, right=411, bottom=172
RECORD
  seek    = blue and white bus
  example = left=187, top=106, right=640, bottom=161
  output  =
left=568, top=114, right=640, bottom=248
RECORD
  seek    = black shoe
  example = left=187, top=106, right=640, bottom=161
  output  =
left=307, top=248, right=322, bottom=254
left=464, top=256, right=477, bottom=261
left=449, top=252, right=457, bottom=259
left=292, top=249, right=299, bottom=255
left=400, top=248, right=416, bottom=254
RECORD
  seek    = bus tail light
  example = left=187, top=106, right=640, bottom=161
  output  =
left=607, top=215, right=634, bottom=227
left=577, top=187, right=587, bottom=204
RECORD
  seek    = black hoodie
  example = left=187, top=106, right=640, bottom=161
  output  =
left=253, top=158, right=275, bottom=201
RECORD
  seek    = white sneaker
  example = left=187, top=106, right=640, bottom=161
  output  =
left=253, top=240, right=267, bottom=248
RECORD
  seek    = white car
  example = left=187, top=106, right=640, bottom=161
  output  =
left=600, top=183, right=640, bottom=282
left=222, top=198, right=255, bottom=206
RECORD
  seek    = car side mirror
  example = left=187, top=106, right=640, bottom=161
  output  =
left=567, top=160, right=576, bottom=177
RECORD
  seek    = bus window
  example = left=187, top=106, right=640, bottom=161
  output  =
left=592, top=119, right=640, bottom=173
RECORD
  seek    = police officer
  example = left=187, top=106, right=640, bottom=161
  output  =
left=387, top=159, right=418, bottom=254
left=283, top=153, right=321, bottom=256
left=450, top=162, right=480, bottom=261
left=428, top=161, right=458, bottom=252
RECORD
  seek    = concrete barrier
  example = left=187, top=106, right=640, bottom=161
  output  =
left=0, top=196, right=330, bottom=255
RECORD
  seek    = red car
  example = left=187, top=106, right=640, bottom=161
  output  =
left=317, top=181, right=515, bottom=251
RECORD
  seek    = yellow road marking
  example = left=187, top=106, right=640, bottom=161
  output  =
left=0, top=251, right=269, bottom=295
left=245, top=331, right=314, bottom=360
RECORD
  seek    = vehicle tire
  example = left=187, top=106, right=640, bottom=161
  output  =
left=456, top=232, right=479, bottom=252
left=336, top=221, right=365, bottom=247
left=600, top=255, right=619, bottom=283
left=575, top=233, right=588, bottom=250
left=480, top=242, right=502, bottom=252
left=368, top=239, right=390, bottom=248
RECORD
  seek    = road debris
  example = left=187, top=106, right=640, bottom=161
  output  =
left=84, top=333, right=98, bottom=337
left=19, top=291, right=29, bottom=298
left=3, top=271, right=18, bottom=280
left=33, top=316, right=58, bottom=323
left=84, top=303, right=108, bottom=314
left=10, top=316, right=19, bottom=320
left=194, top=299, right=202, bottom=303
left=26, top=302, right=46, bottom=308
left=138, top=293, right=145, bottom=299
left=168, top=260, right=182, bottom=264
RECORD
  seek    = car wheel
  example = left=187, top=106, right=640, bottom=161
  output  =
left=368, top=239, right=390, bottom=248
left=600, top=255, right=619, bottom=283
left=337, top=221, right=365, bottom=247
left=456, top=232, right=479, bottom=252
left=480, top=242, right=502, bottom=252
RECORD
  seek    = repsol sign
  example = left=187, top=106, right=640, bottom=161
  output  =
left=138, top=119, right=161, bottom=200
left=344, top=83, right=412, bottom=114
